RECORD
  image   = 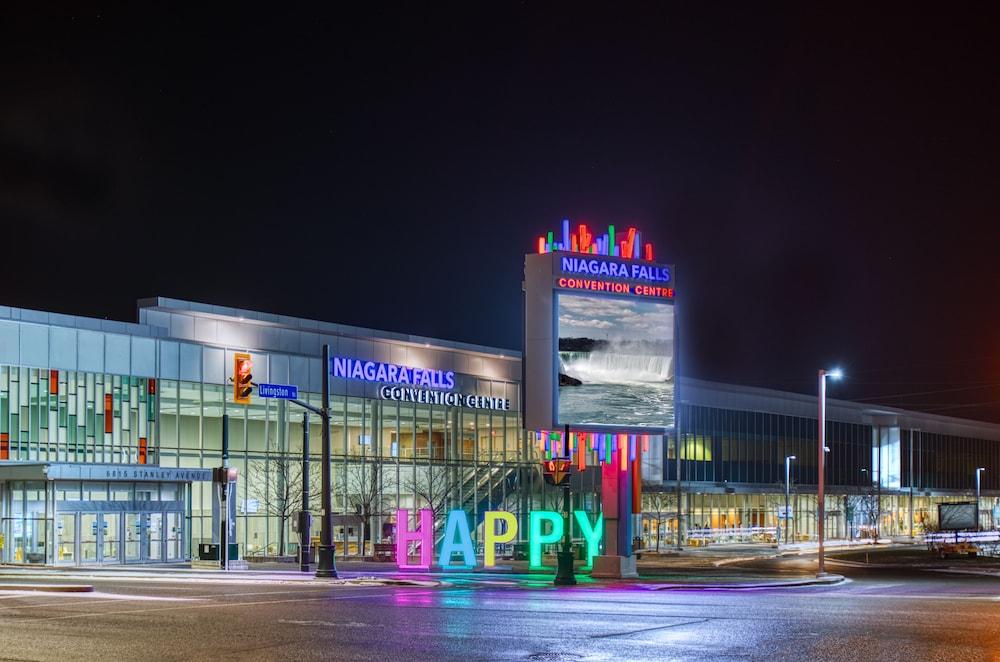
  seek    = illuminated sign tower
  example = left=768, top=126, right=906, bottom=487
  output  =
left=524, top=219, right=676, bottom=578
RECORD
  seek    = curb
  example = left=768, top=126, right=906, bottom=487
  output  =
left=636, top=575, right=845, bottom=591
left=0, top=584, right=94, bottom=593
left=824, top=558, right=898, bottom=569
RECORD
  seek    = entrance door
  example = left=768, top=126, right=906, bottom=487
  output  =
left=124, top=513, right=143, bottom=562
left=165, top=512, right=183, bottom=561
left=101, top=513, right=122, bottom=564
left=80, top=513, right=99, bottom=563
left=146, top=513, right=164, bottom=562
left=56, top=513, right=77, bottom=564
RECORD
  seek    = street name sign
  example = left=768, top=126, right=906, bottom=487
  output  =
left=257, top=383, right=299, bottom=399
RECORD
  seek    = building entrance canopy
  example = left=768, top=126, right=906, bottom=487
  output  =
left=0, top=463, right=212, bottom=566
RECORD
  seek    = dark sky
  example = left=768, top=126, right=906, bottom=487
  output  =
left=3, top=5, right=999, bottom=420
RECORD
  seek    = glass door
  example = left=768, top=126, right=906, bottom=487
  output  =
left=166, top=512, right=183, bottom=561
left=147, top=513, right=164, bottom=562
left=125, top=513, right=143, bottom=562
left=101, top=513, right=122, bottom=564
left=80, top=513, right=99, bottom=563
left=56, top=513, right=77, bottom=564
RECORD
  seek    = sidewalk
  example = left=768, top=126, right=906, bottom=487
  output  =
left=0, top=556, right=845, bottom=591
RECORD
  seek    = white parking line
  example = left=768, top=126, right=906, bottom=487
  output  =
left=27, top=589, right=434, bottom=622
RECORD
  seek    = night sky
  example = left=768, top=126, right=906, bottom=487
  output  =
left=4, top=6, right=999, bottom=420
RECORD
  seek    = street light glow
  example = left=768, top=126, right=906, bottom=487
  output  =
left=827, top=368, right=844, bottom=380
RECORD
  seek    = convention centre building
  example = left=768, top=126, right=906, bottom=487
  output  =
left=0, top=296, right=998, bottom=565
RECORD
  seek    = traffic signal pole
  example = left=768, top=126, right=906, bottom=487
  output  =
left=553, top=424, right=577, bottom=586
left=283, top=344, right=337, bottom=578
left=221, top=414, right=229, bottom=571
left=315, top=344, right=338, bottom=578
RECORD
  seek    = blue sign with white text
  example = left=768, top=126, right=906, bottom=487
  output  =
left=258, top=383, right=299, bottom=400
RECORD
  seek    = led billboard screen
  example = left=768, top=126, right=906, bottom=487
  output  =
left=557, top=293, right=674, bottom=428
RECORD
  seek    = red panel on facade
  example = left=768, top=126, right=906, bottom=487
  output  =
left=49, top=370, right=58, bottom=395
left=138, top=437, right=147, bottom=465
left=0, top=432, right=8, bottom=460
left=631, top=455, right=642, bottom=514
left=104, top=393, right=113, bottom=433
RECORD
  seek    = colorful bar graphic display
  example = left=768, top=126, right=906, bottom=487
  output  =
left=532, top=429, right=651, bottom=472
left=537, top=219, right=655, bottom=262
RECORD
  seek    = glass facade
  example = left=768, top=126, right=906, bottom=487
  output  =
left=156, top=378, right=554, bottom=558
left=3, top=300, right=1000, bottom=562
left=0, top=366, right=156, bottom=464
left=644, top=403, right=1000, bottom=547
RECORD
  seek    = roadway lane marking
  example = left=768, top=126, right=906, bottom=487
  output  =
left=278, top=619, right=369, bottom=627
left=0, top=585, right=389, bottom=613
left=23, top=589, right=437, bottom=622
left=588, top=618, right=710, bottom=639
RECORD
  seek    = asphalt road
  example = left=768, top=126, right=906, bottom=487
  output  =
left=1, top=563, right=999, bottom=661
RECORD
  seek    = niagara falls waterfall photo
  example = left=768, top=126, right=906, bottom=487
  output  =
left=557, top=294, right=675, bottom=427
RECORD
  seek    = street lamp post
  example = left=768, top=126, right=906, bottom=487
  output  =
left=783, top=455, right=796, bottom=545
left=817, top=368, right=842, bottom=577
left=976, top=467, right=986, bottom=531
left=285, top=345, right=338, bottom=578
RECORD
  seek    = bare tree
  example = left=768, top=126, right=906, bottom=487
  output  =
left=846, top=485, right=880, bottom=542
left=247, top=455, right=321, bottom=556
left=642, top=484, right=676, bottom=552
left=344, top=462, right=396, bottom=552
left=402, top=465, right=467, bottom=526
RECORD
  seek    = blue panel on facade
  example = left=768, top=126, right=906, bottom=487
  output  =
left=105, top=333, right=130, bottom=375
left=77, top=330, right=104, bottom=373
left=131, top=336, right=156, bottom=377
left=159, top=341, right=179, bottom=380
left=20, top=323, right=49, bottom=368
left=0, top=320, right=19, bottom=365
left=49, top=327, right=77, bottom=370
left=202, top=347, right=224, bottom=385
left=179, top=342, right=202, bottom=381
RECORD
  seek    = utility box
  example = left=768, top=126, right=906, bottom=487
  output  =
left=199, top=543, right=221, bottom=561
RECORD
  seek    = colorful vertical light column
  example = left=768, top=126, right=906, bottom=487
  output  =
left=562, top=219, right=570, bottom=251
left=538, top=236, right=546, bottom=254
left=608, top=225, right=615, bottom=254
left=578, top=224, right=591, bottom=252
left=644, top=243, right=653, bottom=260
left=623, top=227, right=636, bottom=259
left=632, top=454, right=643, bottom=514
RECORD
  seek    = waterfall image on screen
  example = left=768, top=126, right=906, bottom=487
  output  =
left=557, top=293, right=674, bottom=427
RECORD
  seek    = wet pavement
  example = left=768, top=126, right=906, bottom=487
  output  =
left=0, top=553, right=998, bottom=660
